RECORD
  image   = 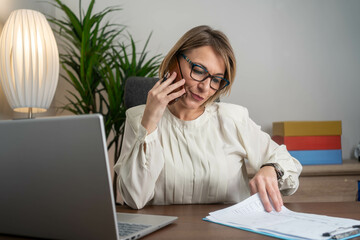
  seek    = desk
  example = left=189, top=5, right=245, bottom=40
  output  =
left=117, top=202, right=360, bottom=240
left=0, top=202, right=359, bottom=240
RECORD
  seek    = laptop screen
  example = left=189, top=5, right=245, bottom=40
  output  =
left=0, top=114, right=119, bottom=239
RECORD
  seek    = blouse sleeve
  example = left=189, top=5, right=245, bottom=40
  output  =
left=114, top=105, right=164, bottom=209
left=221, top=103, right=303, bottom=196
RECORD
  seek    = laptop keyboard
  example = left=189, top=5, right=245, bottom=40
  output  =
left=118, top=222, right=151, bottom=237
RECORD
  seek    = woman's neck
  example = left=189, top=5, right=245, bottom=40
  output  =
left=167, top=103, right=205, bottom=121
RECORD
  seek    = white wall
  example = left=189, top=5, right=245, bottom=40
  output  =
left=118, top=0, right=360, bottom=160
left=1, top=0, right=359, bottom=160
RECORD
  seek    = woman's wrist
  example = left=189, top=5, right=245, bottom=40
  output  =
left=260, top=163, right=284, bottom=180
left=141, top=116, right=157, bottom=135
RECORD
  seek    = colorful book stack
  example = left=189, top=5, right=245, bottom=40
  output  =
left=272, top=121, right=342, bottom=165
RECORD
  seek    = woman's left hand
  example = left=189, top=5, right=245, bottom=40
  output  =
left=249, top=166, right=283, bottom=212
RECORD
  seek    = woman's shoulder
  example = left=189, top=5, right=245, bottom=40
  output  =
left=211, top=102, right=250, bottom=124
left=125, top=105, right=146, bottom=131
left=215, top=102, right=248, bottom=114
left=126, top=104, right=146, bottom=119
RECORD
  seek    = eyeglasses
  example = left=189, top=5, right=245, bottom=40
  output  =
left=180, top=53, right=229, bottom=91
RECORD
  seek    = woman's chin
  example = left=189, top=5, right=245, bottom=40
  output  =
left=181, top=96, right=205, bottom=109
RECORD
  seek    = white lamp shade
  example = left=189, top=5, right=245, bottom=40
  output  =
left=0, top=9, right=59, bottom=113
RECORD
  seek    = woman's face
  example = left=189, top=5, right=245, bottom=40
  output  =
left=176, top=46, right=226, bottom=110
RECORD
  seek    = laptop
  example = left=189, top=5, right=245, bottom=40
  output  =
left=0, top=114, right=177, bottom=240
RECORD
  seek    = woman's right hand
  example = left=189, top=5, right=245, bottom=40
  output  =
left=141, top=72, right=186, bottom=134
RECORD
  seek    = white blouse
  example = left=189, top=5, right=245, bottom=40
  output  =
left=114, top=102, right=302, bottom=209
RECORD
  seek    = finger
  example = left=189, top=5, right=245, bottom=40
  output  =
left=249, top=179, right=258, bottom=195
left=276, top=183, right=283, bottom=206
left=266, top=184, right=282, bottom=212
left=152, top=76, right=166, bottom=91
left=266, top=175, right=284, bottom=212
left=167, top=88, right=186, bottom=102
left=164, top=79, right=185, bottom=95
left=257, top=182, right=273, bottom=212
left=147, top=79, right=183, bottom=107
left=151, top=72, right=174, bottom=94
left=158, top=71, right=178, bottom=89
left=159, top=72, right=170, bottom=84
left=152, top=78, right=185, bottom=103
left=150, top=73, right=176, bottom=98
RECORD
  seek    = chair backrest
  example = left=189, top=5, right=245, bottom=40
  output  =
left=124, top=77, right=158, bottom=109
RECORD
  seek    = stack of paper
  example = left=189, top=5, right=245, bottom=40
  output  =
left=204, top=194, right=360, bottom=240
left=272, top=121, right=342, bottom=165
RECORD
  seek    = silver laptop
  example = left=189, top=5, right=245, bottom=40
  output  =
left=0, top=114, right=177, bottom=240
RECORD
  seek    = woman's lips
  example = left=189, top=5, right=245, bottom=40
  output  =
left=190, top=91, right=204, bottom=101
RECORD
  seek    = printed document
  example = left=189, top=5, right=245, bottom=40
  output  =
left=204, top=194, right=360, bottom=240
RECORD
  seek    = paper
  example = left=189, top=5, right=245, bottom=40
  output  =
left=204, top=194, right=360, bottom=240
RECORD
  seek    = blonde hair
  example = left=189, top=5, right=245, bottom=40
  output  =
left=159, top=25, right=236, bottom=105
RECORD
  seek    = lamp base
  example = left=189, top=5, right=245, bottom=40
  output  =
left=28, top=107, right=33, bottom=119
left=12, top=107, right=47, bottom=119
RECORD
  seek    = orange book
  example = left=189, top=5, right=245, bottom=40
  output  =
left=272, top=121, right=341, bottom=136
left=272, top=135, right=341, bottom=150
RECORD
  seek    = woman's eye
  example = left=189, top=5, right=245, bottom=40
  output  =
left=212, top=78, right=220, bottom=84
left=192, top=66, right=206, bottom=75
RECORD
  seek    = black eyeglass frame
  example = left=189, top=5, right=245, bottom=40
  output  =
left=179, top=53, right=230, bottom=91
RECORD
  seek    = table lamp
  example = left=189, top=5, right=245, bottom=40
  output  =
left=0, top=9, right=59, bottom=118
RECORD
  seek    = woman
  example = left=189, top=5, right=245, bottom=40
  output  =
left=114, top=25, right=302, bottom=211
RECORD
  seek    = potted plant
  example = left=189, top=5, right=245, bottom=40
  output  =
left=48, top=0, right=161, bottom=164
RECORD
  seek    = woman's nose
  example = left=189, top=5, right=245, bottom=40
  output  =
left=197, top=77, right=212, bottom=92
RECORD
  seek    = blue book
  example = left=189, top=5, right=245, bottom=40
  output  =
left=289, top=149, right=342, bottom=165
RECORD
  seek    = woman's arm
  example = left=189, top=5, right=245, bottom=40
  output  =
left=115, top=73, right=185, bottom=209
left=236, top=107, right=302, bottom=212
left=114, top=108, right=164, bottom=209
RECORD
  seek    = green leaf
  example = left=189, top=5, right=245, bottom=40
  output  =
left=48, top=0, right=161, bottom=165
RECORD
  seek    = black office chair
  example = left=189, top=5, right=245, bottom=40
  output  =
left=124, top=76, right=159, bottom=109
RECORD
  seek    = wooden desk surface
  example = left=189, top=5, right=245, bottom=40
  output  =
left=117, top=202, right=360, bottom=240
left=0, top=202, right=359, bottom=240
